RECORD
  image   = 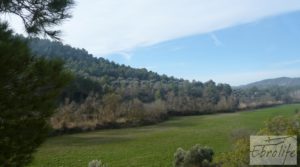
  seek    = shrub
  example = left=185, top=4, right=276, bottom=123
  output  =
left=173, top=144, right=215, bottom=167
left=174, top=148, right=186, bottom=167
left=88, top=160, right=107, bottom=167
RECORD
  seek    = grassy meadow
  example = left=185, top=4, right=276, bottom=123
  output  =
left=28, top=104, right=300, bottom=167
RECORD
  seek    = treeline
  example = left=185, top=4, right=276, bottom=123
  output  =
left=50, top=80, right=236, bottom=133
left=25, top=37, right=300, bottom=132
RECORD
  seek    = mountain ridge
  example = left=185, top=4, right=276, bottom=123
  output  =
left=239, top=77, right=300, bottom=89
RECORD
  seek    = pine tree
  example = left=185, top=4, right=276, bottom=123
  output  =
left=0, top=0, right=74, bottom=166
left=0, top=22, right=72, bottom=166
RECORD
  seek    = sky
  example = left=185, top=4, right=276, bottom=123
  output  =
left=3, top=0, right=300, bottom=86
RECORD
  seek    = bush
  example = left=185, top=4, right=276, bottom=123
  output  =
left=88, top=160, right=107, bottom=167
left=173, top=144, right=216, bottom=167
left=174, top=148, right=186, bottom=167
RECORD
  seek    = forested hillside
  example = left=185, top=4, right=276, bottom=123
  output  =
left=25, top=37, right=236, bottom=132
left=234, top=77, right=300, bottom=109
left=240, top=77, right=300, bottom=89
left=25, top=37, right=300, bottom=132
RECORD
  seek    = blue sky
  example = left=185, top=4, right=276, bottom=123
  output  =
left=3, top=0, right=300, bottom=85
left=108, top=11, right=300, bottom=85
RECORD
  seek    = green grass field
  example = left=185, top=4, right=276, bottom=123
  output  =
left=28, top=104, right=300, bottom=167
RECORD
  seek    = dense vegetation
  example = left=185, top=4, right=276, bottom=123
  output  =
left=24, top=37, right=300, bottom=132
left=0, top=0, right=74, bottom=166
left=26, top=37, right=237, bottom=132
left=0, top=25, right=72, bottom=166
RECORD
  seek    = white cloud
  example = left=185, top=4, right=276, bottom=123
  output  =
left=3, top=0, right=300, bottom=56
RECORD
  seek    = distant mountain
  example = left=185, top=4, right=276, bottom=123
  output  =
left=240, top=77, right=300, bottom=89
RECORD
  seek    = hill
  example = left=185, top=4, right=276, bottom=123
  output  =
left=25, top=37, right=237, bottom=132
left=233, top=77, right=300, bottom=110
left=22, top=37, right=300, bottom=132
left=24, top=37, right=300, bottom=132
left=240, top=77, right=300, bottom=89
